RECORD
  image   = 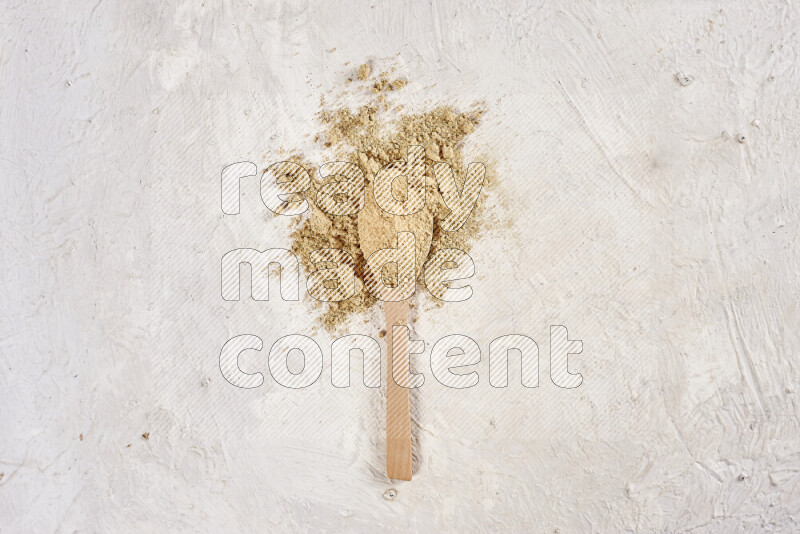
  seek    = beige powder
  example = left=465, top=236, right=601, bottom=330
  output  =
left=287, top=64, right=490, bottom=330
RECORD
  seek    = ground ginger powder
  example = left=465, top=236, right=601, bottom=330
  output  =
left=287, top=63, right=489, bottom=330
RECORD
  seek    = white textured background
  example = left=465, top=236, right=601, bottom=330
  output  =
left=2, top=1, right=800, bottom=532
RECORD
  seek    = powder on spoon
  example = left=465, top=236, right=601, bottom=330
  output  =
left=286, top=62, right=491, bottom=330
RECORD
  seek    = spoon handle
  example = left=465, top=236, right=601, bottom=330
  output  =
left=385, top=299, right=412, bottom=480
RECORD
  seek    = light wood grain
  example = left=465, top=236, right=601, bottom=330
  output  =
left=385, top=299, right=412, bottom=481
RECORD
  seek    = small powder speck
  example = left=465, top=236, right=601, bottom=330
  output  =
left=357, top=63, right=371, bottom=80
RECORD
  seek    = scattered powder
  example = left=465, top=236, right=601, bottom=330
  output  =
left=370, top=71, right=408, bottom=94
left=286, top=63, right=492, bottom=330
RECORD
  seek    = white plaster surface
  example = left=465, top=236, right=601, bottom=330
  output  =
left=2, top=1, right=800, bottom=532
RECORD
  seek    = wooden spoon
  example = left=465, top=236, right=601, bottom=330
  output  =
left=358, top=179, right=433, bottom=481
